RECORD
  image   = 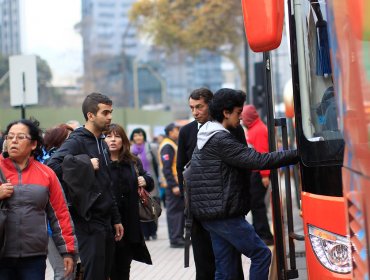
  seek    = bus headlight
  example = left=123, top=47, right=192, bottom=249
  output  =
left=308, top=224, right=352, bottom=274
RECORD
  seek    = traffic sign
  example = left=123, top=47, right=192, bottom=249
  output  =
left=9, top=55, right=38, bottom=107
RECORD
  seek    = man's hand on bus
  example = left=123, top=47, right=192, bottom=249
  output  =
left=262, top=177, right=270, bottom=188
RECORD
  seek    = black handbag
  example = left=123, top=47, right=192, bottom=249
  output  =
left=134, top=164, right=162, bottom=222
left=0, top=167, right=8, bottom=256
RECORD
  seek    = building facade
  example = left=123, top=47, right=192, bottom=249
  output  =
left=80, top=0, right=224, bottom=116
left=0, top=0, right=21, bottom=56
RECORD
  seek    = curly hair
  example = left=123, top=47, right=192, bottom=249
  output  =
left=209, top=88, right=246, bottom=122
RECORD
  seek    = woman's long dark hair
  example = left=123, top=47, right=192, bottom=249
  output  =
left=105, top=123, right=137, bottom=164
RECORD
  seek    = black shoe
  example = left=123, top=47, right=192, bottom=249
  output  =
left=144, top=236, right=150, bottom=241
left=151, top=234, right=157, bottom=240
left=170, top=240, right=185, bottom=248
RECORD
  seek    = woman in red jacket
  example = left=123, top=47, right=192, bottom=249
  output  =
left=242, top=104, right=274, bottom=246
left=0, top=119, right=77, bottom=280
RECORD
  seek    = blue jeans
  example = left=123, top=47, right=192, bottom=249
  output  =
left=202, top=216, right=271, bottom=280
left=0, top=256, right=46, bottom=280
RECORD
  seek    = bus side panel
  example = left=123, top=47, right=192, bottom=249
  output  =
left=301, top=192, right=350, bottom=279
left=343, top=167, right=370, bottom=279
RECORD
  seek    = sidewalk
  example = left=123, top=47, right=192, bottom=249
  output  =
left=46, top=209, right=253, bottom=279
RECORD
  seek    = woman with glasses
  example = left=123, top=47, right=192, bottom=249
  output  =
left=0, top=119, right=77, bottom=280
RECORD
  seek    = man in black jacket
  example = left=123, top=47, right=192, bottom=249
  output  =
left=48, top=93, right=124, bottom=280
left=190, top=88, right=299, bottom=280
left=177, top=88, right=245, bottom=279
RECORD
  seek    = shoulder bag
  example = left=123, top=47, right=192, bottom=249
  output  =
left=135, top=164, right=162, bottom=222
left=0, top=167, right=8, bottom=256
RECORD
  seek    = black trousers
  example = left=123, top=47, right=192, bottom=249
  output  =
left=165, top=188, right=185, bottom=243
left=110, top=240, right=135, bottom=280
left=250, top=172, right=273, bottom=240
left=74, top=220, right=114, bottom=280
left=191, top=218, right=244, bottom=280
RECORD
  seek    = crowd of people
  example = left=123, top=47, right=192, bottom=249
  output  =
left=0, top=88, right=299, bottom=280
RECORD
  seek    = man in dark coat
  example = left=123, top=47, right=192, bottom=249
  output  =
left=177, top=88, right=245, bottom=279
left=48, top=93, right=124, bottom=280
left=190, top=88, right=299, bottom=279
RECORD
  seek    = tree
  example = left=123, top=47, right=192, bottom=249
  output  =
left=36, top=56, right=64, bottom=106
left=129, top=0, right=247, bottom=90
left=0, top=55, right=10, bottom=106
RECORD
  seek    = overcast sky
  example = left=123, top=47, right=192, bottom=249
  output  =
left=22, top=0, right=82, bottom=86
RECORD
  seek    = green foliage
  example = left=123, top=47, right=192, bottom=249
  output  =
left=36, top=56, right=53, bottom=86
left=129, top=0, right=246, bottom=89
left=0, top=55, right=10, bottom=105
left=130, top=0, right=244, bottom=55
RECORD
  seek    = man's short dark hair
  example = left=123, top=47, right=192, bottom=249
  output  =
left=188, top=88, right=213, bottom=104
left=209, top=88, right=246, bottom=122
left=164, top=123, right=179, bottom=137
left=82, top=92, right=112, bottom=121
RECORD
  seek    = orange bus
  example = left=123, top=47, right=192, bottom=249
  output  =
left=242, top=0, right=370, bottom=279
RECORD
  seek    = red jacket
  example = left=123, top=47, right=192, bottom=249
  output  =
left=242, top=105, right=270, bottom=177
left=0, top=155, right=77, bottom=258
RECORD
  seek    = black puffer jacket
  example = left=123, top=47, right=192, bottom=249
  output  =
left=190, top=121, right=299, bottom=220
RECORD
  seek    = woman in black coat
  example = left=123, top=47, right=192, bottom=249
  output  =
left=104, top=124, right=153, bottom=280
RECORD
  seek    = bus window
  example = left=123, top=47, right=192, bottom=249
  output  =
left=297, top=1, right=343, bottom=143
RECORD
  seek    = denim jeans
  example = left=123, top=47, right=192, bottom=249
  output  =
left=202, top=216, right=271, bottom=280
left=0, top=256, right=46, bottom=280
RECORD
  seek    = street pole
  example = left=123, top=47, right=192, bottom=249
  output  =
left=22, top=72, right=26, bottom=119
left=244, top=31, right=250, bottom=102
left=133, top=59, right=139, bottom=110
left=264, top=51, right=288, bottom=280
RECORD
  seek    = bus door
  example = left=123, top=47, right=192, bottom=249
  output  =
left=289, top=0, right=351, bottom=278
left=242, top=0, right=352, bottom=279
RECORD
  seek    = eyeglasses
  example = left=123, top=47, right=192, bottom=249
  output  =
left=5, top=133, right=32, bottom=141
